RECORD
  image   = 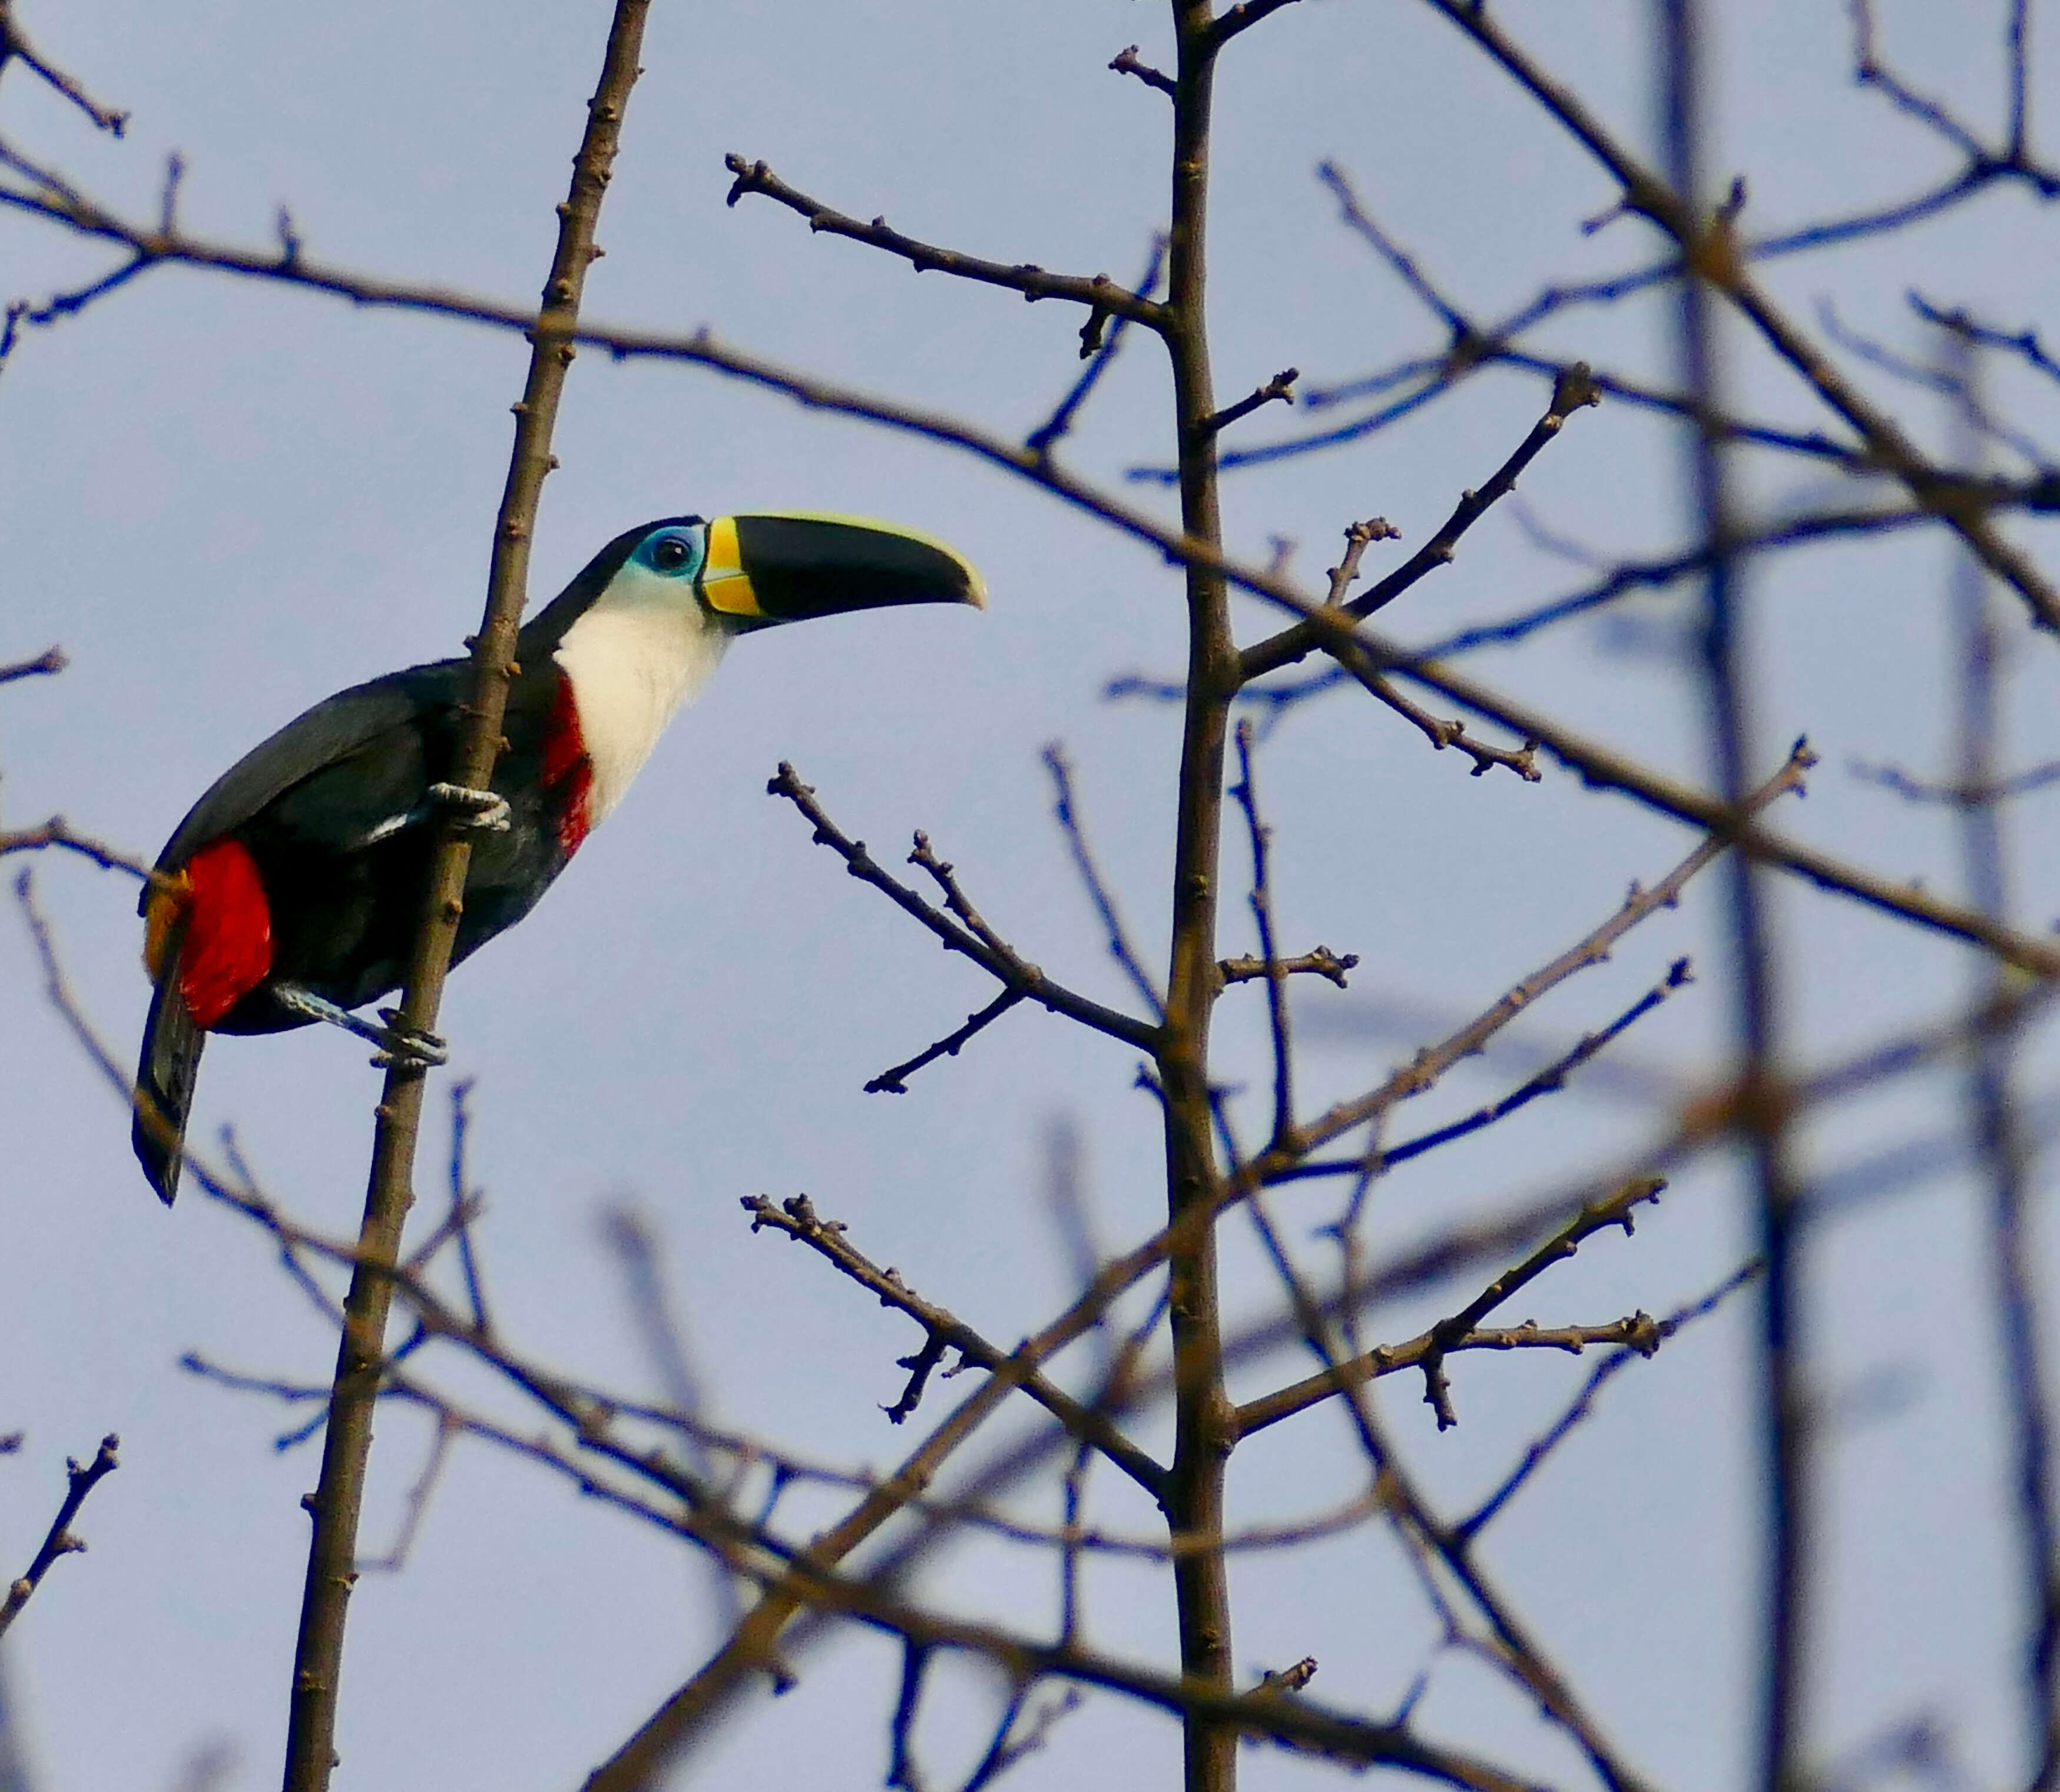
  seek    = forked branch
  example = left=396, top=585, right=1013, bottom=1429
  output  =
left=769, top=762, right=1160, bottom=1052
left=741, top=1194, right=1167, bottom=1499
left=1241, top=360, right=1601, bottom=681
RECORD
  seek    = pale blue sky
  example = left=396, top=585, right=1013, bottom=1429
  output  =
left=4, top=2, right=2059, bottom=1788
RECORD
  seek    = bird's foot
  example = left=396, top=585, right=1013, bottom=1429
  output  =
left=372, top=1009, right=450, bottom=1071
left=272, top=984, right=449, bottom=1069
left=428, top=783, right=511, bottom=832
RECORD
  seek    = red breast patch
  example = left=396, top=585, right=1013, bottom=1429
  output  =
left=542, top=668, right=594, bottom=856
left=180, top=837, right=274, bottom=1028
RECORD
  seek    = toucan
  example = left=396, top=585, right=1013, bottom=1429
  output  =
left=133, top=512, right=983, bottom=1203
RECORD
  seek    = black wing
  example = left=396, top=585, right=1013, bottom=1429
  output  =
left=148, top=659, right=470, bottom=904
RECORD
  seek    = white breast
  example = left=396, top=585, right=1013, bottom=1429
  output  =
left=552, top=571, right=731, bottom=826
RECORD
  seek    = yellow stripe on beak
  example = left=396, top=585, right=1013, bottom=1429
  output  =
left=698, top=515, right=766, bottom=618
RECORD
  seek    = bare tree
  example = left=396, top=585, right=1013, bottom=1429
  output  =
left=4, top=1, right=2059, bottom=1790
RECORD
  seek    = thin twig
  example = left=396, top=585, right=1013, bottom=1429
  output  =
left=1342, top=666, right=1543, bottom=780
left=1041, top=745, right=1165, bottom=1019
left=446, top=1080, right=491, bottom=1334
left=1319, top=159, right=1478, bottom=345
left=723, top=154, right=1163, bottom=329
left=357, top=1413, right=458, bottom=1574
left=959, top=1688, right=1084, bottom=1792
left=887, top=1641, right=932, bottom=1792
left=2007, top=0, right=2032, bottom=161
left=1236, top=1310, right=1668, bottom=1439
left=1402, top=505, right=1942, bottom=664
left=1058, top=1438, right=1091, bottom=1645
left=866, top=989, right=1027, bottom=1095
left=602, top=1210, right=710, bottom=1455
left=1847, top=0, right=1994, bottom=164
left=1218, top=946, right=1357, bottom=990
left=0, top=250, right=147, bottom=367
left=1852, top=757, right=2060, bottom=808
left=1912, top=293, right=2060, bottom=389
left=1230, top=721, right=1294, bottom=1146
left=1209, top=0, right=1303, bottom=49
left=1816, top=297, right=2049, bottom=467
left=0, top=646, right=64, bottom=684
left=1108, top=45, right=1175, bottom=97
left=1028, top=236, right=1165, bottom=452
left=0, top=4, right=127, bottom=133
left=0, top=816, right=154, bottom=880
left=1203, top=368, right=1297, bottom=436
left=0, top=1435, right=120, bottom=1639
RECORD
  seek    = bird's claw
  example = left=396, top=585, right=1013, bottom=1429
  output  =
left=371, top=1008, right=449, bottom=1070
left=428, top=783, right=511, bottom=832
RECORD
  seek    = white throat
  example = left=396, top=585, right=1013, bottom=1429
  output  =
left=553, top=567, right=732, bottom=826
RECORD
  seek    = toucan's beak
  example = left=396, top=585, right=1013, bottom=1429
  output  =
left=699, top=512, right=986, bottom=625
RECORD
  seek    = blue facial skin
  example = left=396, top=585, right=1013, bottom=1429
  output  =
left=635, top=524, right=707, bottom=580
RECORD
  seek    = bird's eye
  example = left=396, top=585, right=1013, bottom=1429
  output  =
left=652, top=535, right=692, bottom=571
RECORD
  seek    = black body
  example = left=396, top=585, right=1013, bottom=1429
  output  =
left=145, top=520, right=658, bottom=1033
left=164, top=653, right=576, bottom=1032
left=132, top=524, right=663, bottom=1201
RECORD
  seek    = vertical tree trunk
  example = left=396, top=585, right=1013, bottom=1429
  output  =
left=279, top=6, right=653, bottom=1786
left=1160, top=6, right=1237, bottom=1788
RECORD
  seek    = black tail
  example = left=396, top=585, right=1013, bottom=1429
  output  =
left=134, top=928, right=204, bottom=1205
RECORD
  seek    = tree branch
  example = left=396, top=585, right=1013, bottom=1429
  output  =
left=1236, top=1309, right=1664, bottom=1439
left=1277, top=745, right=1810, bottom=1162
left=1041, top=744, right=1166, bottom=1018
left=1454, top=1258, right=1763, bottom=1543
left=1277, top=958, right=1694, bottom=1180
left=280, top=6, right=654, bottom=1786
left=0, top=645, right=64, bottom=684
left=768, top=762, right=1161, bottom=1051
left=1108, top=45, right=1176, bottom=97
left=0, top=3, right=127, bottom=133
left=0, top=814, right=154, bottom=880
left=1208, top=0, right=1303, bottom=50
left=1156, top=10, right=1241, bottom=1786
left=1414, top=0, right=2060, bottom=632
left=0, top=1434, right=120, bottom=1639
left=1230, top=720, right=1295, bottom=1147
left=1240, top=358, right=1600, bottom=681
left=1203, top=367, right=1296, bottom=436
left=866, top=988, right=1028, bottom=1095
left=723, top=154, right=1164, bottom=328
left=741, top=1194, right=1167, bottom=1499
left=1410, top=1177, right=1665, bottom=1431
left=1218, top=946, right=1357, bottom=990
